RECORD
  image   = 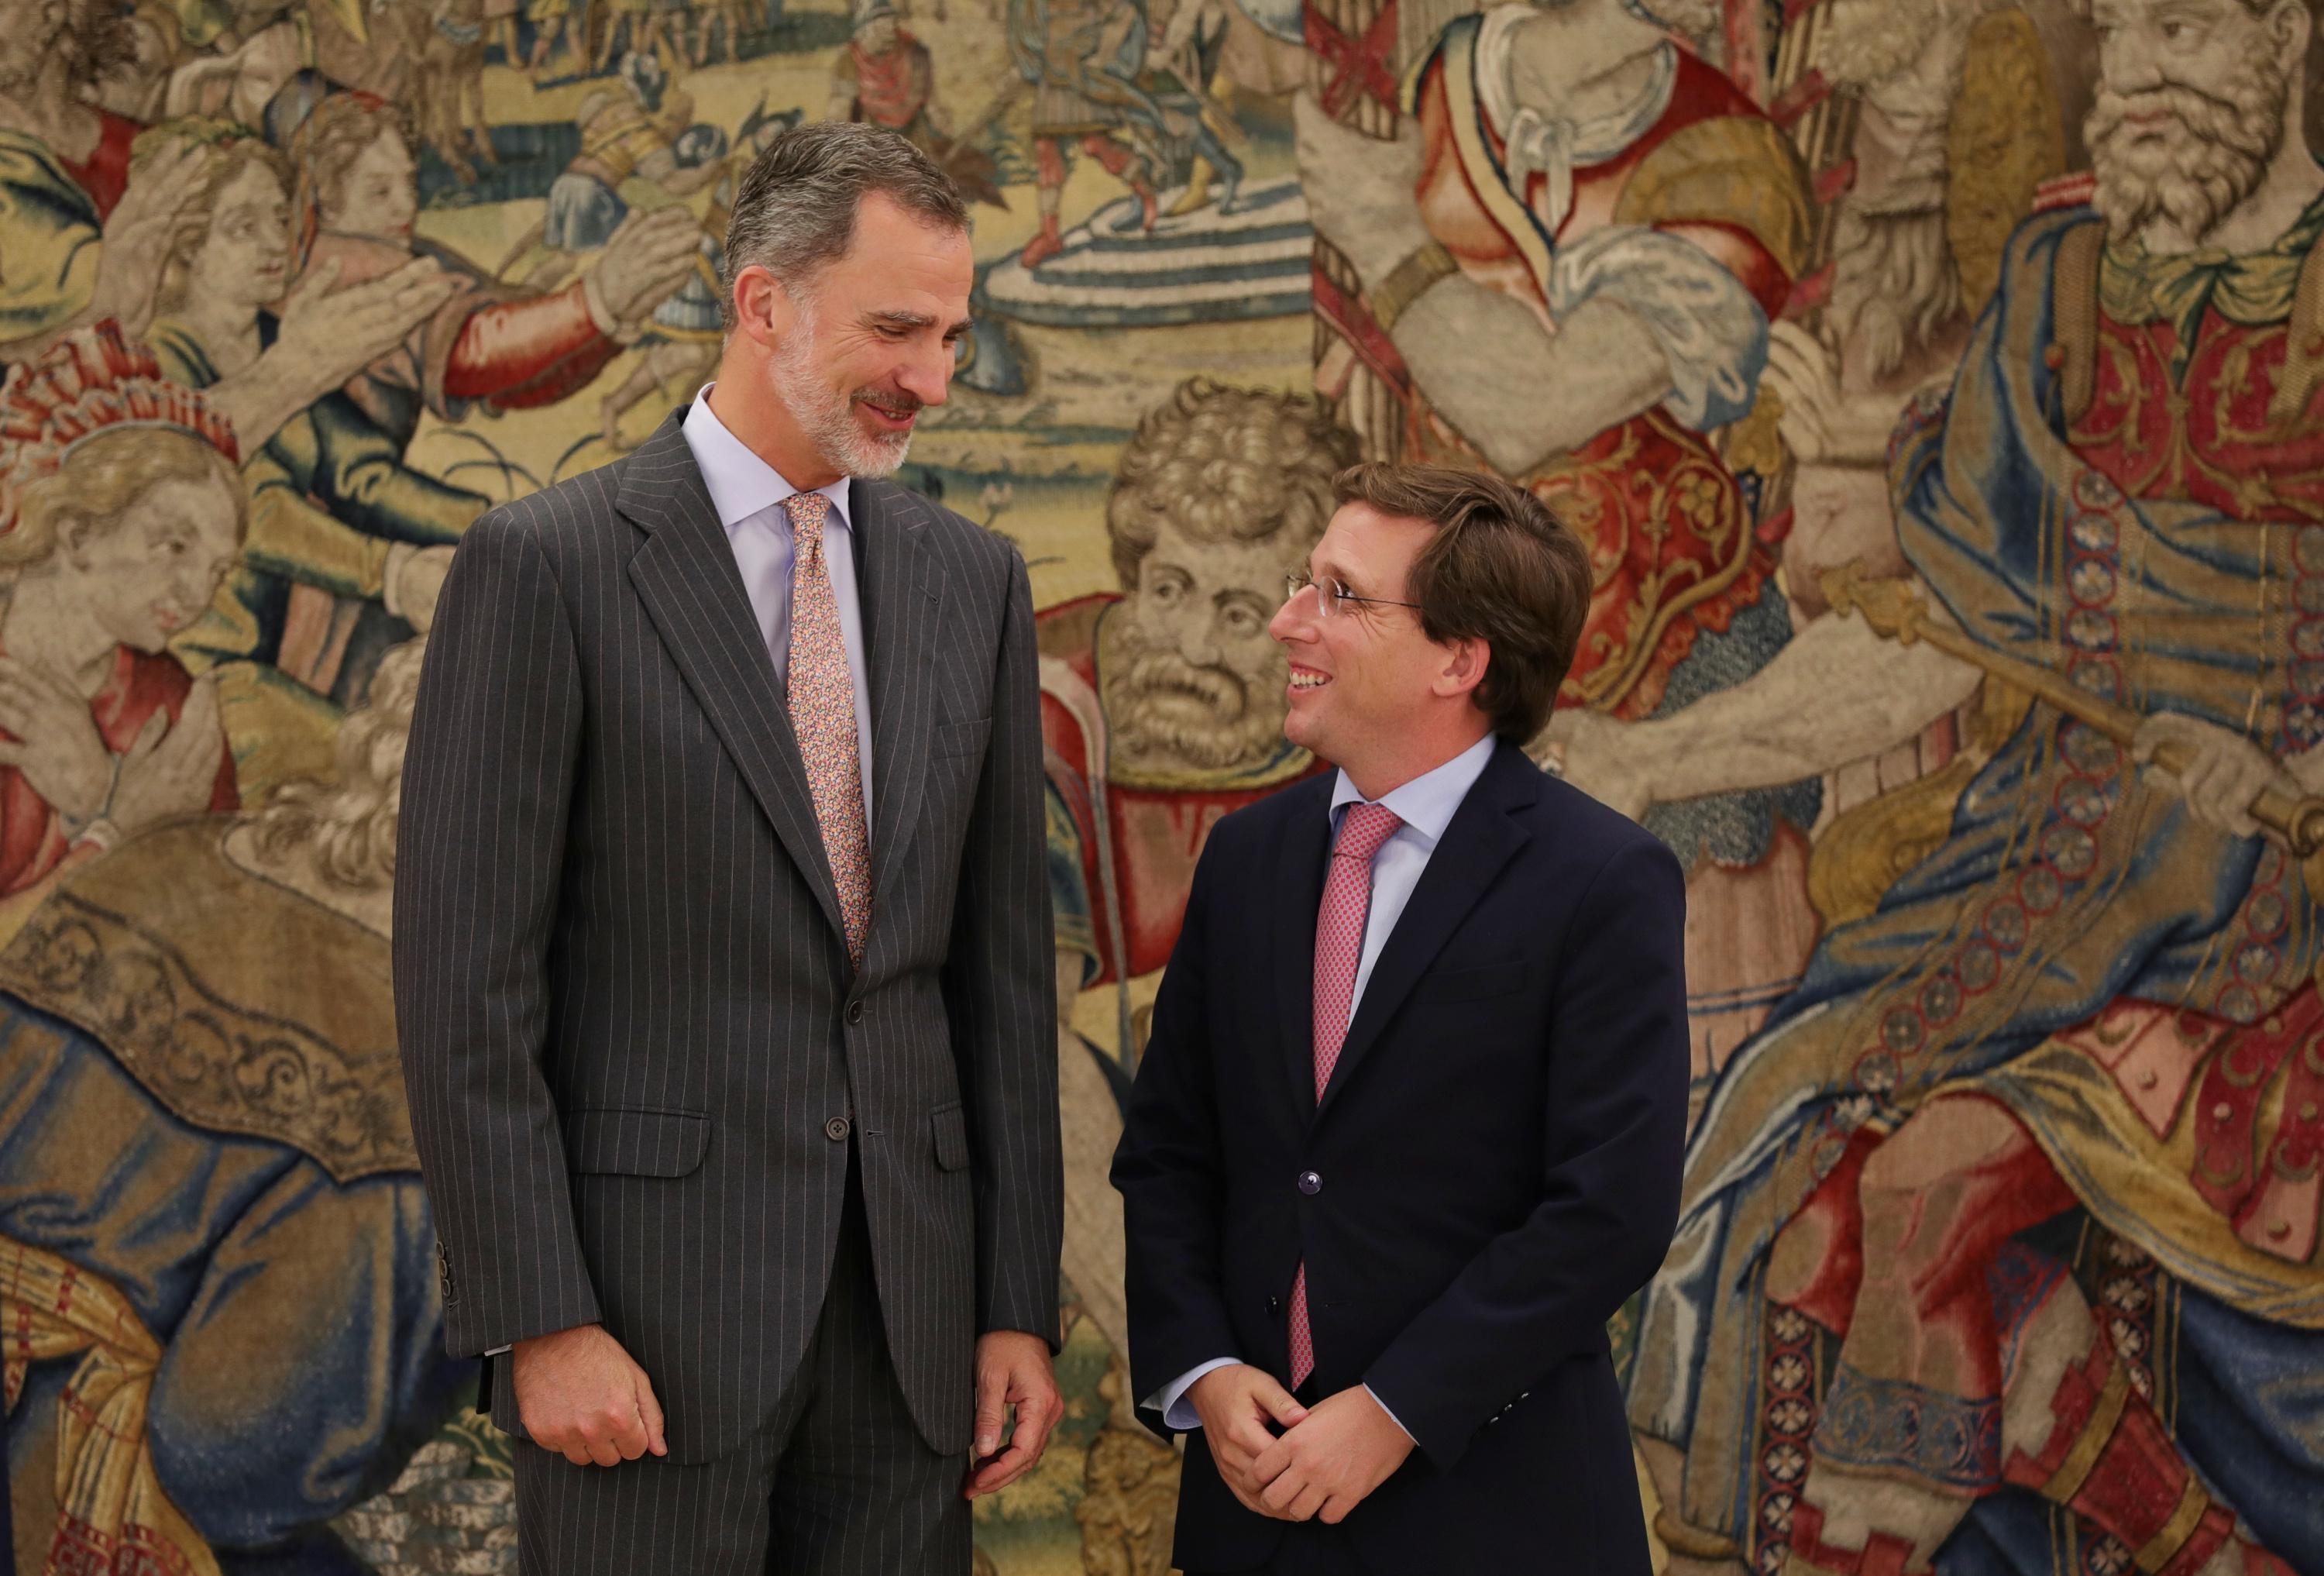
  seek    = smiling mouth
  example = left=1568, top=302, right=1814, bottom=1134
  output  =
left=1289, top=666, right=1330, bottom=692
left=858, top=399, right=919, bottom=431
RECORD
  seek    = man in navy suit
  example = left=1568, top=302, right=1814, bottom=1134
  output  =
left=1112, top=463, right=1690, bottom=1574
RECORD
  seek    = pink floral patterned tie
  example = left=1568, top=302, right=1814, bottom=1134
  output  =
left=1287, top=801, right=1404, bottom=1389
left=783, top=492, right=871, bottom=964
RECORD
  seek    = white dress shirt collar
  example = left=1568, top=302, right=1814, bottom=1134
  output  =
left=683, top=384, right=852, bottom=534
left=1328, top=731, right=1499, bottom=849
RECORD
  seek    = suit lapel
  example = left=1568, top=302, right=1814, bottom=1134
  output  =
left=1315, top=744, right=1538, bottom=1121
left=854, top=479, right=941, bottom=938
left=1273, top=783, right=1333, bottom=1122
left=619, top=411, right=851, bottom=953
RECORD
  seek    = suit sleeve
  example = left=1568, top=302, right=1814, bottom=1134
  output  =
left=393, top=511, right=600, bottom=1358
left=942, top=546, right=1064, bottom=1347
left=1110, top=828, right=1242, bottom=1431
left=1363, top=836, right=1689, bottom=1470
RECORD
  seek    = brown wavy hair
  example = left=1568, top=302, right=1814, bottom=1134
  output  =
left=1331, top=463, right=1593, bottom=745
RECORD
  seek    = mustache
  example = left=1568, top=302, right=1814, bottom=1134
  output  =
left=1115, top=649, right=1250, bottom=717
left=2088, top=75, right=2280, bottom=160
left=854, top=390, right=922, bottom=418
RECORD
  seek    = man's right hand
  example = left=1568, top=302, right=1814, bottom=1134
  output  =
left=512, top=1323, right=669, bottom=1467
left=1188, top=1363, right=1308, bottom=1518
left=590, top=206, right=703, bottom=329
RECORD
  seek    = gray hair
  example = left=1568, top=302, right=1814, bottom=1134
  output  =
left=718, top=122, right=970, bottom=332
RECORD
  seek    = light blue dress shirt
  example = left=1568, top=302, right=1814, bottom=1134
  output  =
left=1152, top=731, right=1501, bottom=1435
left=683, top=384, right=876, bottom=822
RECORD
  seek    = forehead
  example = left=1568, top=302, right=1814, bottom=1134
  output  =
left=352, top=132, right=412, bottom=173
left=821, top=194, right=974, bottom=308
left=2092, top=0, right=2244, bottom=22
left=1145, top=516, right=1307, bottom=577
left=217, top=160, right=284, bottom=205
left=126, top=475, right=236, bottom=528
left=1315, top=501, right=1432, bottom=576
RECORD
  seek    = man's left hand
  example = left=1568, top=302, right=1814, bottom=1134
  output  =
left=1250, top=1385, right=1415, bottom=1524
left=963, top=1330, right=1066, bottom=1500
left=2133, top=711, right=2298, bottom=839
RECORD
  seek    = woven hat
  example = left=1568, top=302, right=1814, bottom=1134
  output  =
left=0, top=320, right=239, bottom=544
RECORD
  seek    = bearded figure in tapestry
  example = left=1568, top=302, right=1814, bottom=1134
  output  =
left=1620, top=1, right=2324, bottom=1572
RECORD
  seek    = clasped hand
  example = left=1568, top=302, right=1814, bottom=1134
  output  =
left=1188, top=1364, right=1414, bottom=1526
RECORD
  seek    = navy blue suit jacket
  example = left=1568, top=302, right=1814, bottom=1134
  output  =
left=1112, top=739, right=1689, bottom=1574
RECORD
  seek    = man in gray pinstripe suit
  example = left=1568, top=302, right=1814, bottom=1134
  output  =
left=394, top=122, right=1066, bottom=1573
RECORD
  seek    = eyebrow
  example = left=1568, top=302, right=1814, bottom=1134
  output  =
left=867, top=308, right=975, bottom=337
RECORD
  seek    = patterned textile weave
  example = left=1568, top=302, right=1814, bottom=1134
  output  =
left=783, top=491, right=873, bottom=962
left=1290, top=802, right=1404, bottom=1388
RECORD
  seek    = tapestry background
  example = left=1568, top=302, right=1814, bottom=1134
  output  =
left=3, top=0, right=2320, bottom=1569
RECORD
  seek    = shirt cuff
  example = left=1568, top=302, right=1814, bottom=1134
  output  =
left=1363, top=1383, right=1416, bottom=1444
left=484, top=1344, right=511, bottom=1356
left=1145, top=1357, right=1239, bottom=1430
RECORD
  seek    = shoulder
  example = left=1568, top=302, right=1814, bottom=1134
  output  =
left=1208, top=769, right=1334, bottom=859
left=869, top=480, right=1021, bottom=591
left=1535, top=773, right=1675, bottom=870
left=1493, top=751, right=1683, bottom=899
left=460, top=463, right=632, bottom=578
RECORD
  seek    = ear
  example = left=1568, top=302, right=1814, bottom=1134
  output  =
left=56, top=511, right=99, bottom=573
left=1435, top=634, right=1490, bottom=703
left=727, top=263, right=799, bottom=349
left=2277, top=0, right=2311, bottom=57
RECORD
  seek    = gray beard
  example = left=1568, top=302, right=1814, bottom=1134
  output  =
left=1097, top=607, right=1290, bottom=773
left=2087, top=46, right=2288, bottom=243
left=1827, top=205, right=1963, bottom=384
left=767, top=316, right=914, bottom=480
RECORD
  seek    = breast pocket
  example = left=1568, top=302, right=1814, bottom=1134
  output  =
left=930, top=1100, right=971, bottom=1172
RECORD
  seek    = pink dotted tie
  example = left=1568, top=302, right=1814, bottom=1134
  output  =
left=1287, top=801, right=1404, bottom=1390
left=782, top=493, right=871, bottom=964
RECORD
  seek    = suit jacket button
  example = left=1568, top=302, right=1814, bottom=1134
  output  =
left=1297, top=1171, right=1322, bottom=1195
left=824, top=1116, right=852, bottom=1141
left=846, top=1000, right=865, bottom=1026
left=1267, top=1295, right=1281, bottom=1315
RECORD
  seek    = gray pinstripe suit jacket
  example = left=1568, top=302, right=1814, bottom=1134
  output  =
left=393, top=410, right=1063, bottom=1466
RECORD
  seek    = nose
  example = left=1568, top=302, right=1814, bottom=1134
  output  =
left=2103, top=28, right=2163, bottom=94
left=897, top=339, right=953, bottom=408
left=1270, top=586, right=1318, bottom=645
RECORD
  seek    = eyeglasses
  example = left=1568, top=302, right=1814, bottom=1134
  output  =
left=1284, top=570, right=1422, bottom=619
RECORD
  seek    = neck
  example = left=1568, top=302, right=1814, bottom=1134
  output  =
left=2, top=578, right=124, bottom=698
left=1337, top=718, right=1493, bottom=803
left=174, top=293, right=265, bottom=373
left=2153, top=122, right=2324, bottom=255
left=709, top=352, right=846, bottom=490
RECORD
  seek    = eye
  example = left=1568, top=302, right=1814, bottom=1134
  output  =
left=1150, top=577, right=1183, bottom=605
left=1220, top=604, right=1260, bottom=638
